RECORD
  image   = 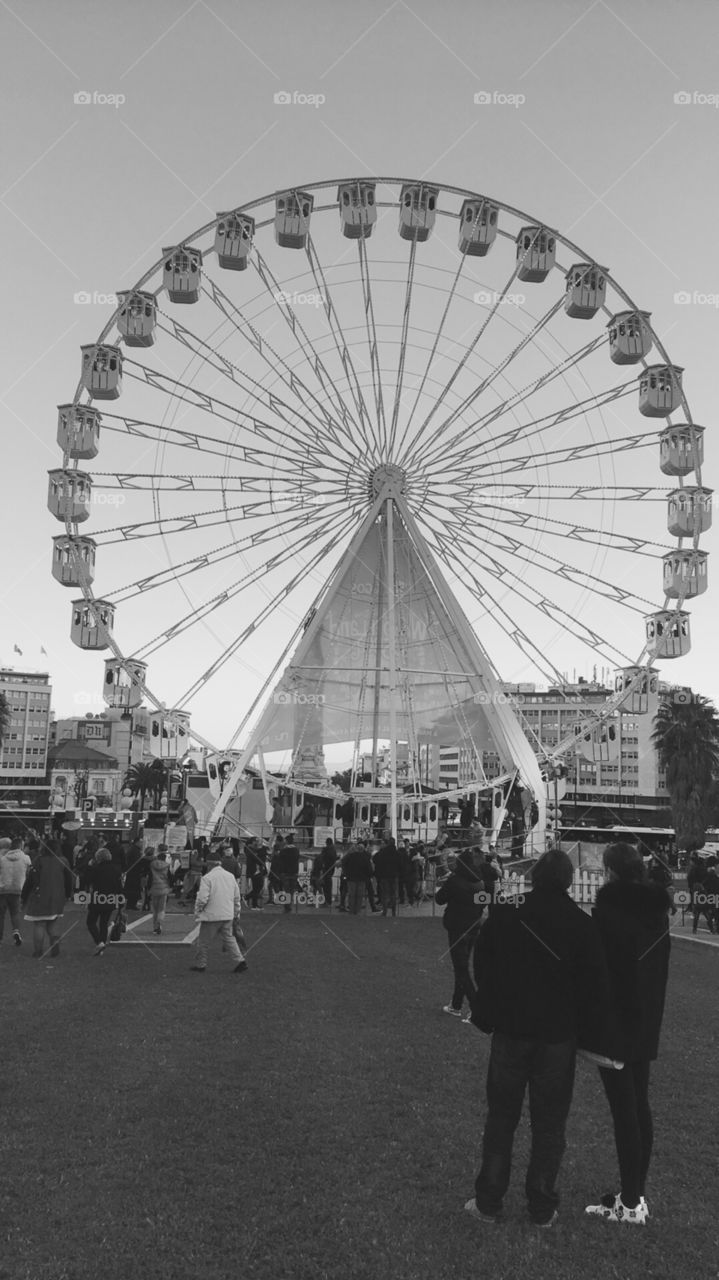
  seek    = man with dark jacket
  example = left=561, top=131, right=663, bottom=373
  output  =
left=278, top=835, right=300, bottom=913
left=342, top=841, right=374, bottom=914
left=374, top=838, right=402, bottom=917
left=466, top=849, right=610, bottom=1228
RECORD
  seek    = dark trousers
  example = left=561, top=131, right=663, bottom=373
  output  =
left=366, top=878, right=377, bottom=910
left=0, top=892, right=22, bottom=938
left=447, top=925, right=479, bottom=1009
left=249, top=872, right=265, bottom=907
left=86, top=905, right=114, bottom=946
left=379, top=878, right=397, bottom=915
left=475, top=1032, right=576, bottom=1223
left=598, top=1060, right=652, bottom=1208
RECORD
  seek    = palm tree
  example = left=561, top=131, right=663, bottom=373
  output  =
left=652, top=694, right=719, bottom=851
left=123, top=759, right=166, bottom=812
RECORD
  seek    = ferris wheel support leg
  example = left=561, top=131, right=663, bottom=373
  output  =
left=386, top=497, right=399, bottom=842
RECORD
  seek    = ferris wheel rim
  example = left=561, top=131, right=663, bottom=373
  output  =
left=57, top=175, right=705, bottom=757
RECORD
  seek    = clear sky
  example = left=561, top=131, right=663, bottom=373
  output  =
left=1, top=0, right=718, bottom=751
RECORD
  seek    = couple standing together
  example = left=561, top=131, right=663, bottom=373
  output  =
left=450, top=843, right=671, bottom=1228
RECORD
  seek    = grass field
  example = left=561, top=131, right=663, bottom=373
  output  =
left=1, top=905, right=717, bottom=1280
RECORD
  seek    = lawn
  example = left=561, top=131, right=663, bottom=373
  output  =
left=1, top=906, right=717, bottom=1280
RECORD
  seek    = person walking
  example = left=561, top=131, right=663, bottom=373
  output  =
left=123, top=840, right=144, bottom=910
left=279, top=834, right=300, bottom=913
left=342, top=841, right=374, bottom=914
left=0, top=835, right=31, bottom=947
left=21, top=839, right=74, bottom=959
left=435, top=850, right=485, bottom=1019
left=191, top=852, right=247, bottom=973
left=374, top=837, right=401, bottom=918
left=149, top=845, right=173, bottom=934
left=585, top=842, right=672, bottom=1226
left=85, top=848, right=125, bottom=956
left=466, top=849, right=610, bottom=1228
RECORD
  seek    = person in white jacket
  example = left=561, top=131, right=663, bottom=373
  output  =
left=0, top=836, right=32, bottom=946
left=191, top=854, right=247, bottom=973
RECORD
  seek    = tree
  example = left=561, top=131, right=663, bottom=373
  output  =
left=330, top=768, right=353, bottom=793
left=652, top=694, right=719, bottom=851
left=0, top=691, right=9, bottom=746
left=122, top=759, right=166, bottom=811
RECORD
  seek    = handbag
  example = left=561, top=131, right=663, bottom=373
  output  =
left=232, top=918, right=247, bottom=955
left=109, top=907, right=127, bottom=942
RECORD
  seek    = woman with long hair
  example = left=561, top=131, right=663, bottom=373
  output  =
left=585, top=841, right=672, bottom=1226
left=21, top=838, right=74, bottom=959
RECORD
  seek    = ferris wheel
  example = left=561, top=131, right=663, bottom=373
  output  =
left=49, top=177, right=710, bottom=840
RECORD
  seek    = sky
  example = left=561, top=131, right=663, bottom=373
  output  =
left=1, top=0, right=718, bottom=755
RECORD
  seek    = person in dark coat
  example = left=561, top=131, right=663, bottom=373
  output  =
left=341, top=841, right=374, bottom=914
left=123, top=840, right=144, bottom=910
left=467, top=849, right=610, bottom=1228
left=374, top=837, right=402, bottom=917
left=244, top=838, right=267, bottom=910
left=585, top=842, right=672, bottom=1226
left=397, top=840, right=412, bottom=905
left=435, top=850, right=486, bottom=1018
left=85, top=849, right=125, bottom=955
left=21, top=840, right=74, bottom=958
left=313, top=839, right=338, bottom=907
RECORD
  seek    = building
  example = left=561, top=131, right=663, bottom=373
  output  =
left=47, top=738, right=121, bottom=813
left=0, top=668, right=53, bottom=816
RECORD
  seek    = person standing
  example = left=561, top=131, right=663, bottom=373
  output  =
left=313, top=838, right=337, bottom=907
left=467, top=849, right=610, bottom=1228
left=374, top=837, right=401, bottom=918
left=397, top=840, right=412, bottom=906
left=21, top=839, right=74, bottom=959
left=191, top=852, right=247, bottom=973
left=585, top=842, right=672, bottom=1226
left=149, top=844, right=173, bottom=934
left=435, top=850, right=485, bottom=1019
left=244, top=837, right=267, bottom=910
left=280, top=833, right=300, bottom=914
left=85, top=849, right=125, bottom=955
left=0, top=836, right=31, bottom=947
left=341, top=841, right=374, bottom=914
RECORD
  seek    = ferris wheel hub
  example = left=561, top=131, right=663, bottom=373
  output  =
left=369, top=463, right=407, bottom=498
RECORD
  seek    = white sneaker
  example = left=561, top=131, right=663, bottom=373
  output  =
left=442, top=1004, right=462, bottom=1017
left=585, top=1193, right=647, bottom=1224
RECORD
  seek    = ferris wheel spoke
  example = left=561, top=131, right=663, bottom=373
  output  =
left=431, top=524, right=636, bottom=668
left=172, top=511, right=358, bottom=706
left=199, top=279, right=361, bottom=463
left=427, top=528, right=574, bottom=687
left=399, top=285, right=564, bottom=472
left=105, top=505, right=343, bottom=602
left=443, top=513, right=656, bottom=611
left=357, top=235, right=387, bottom=450
left=91, top=493, right=356, bottom=543
left=385, top=237, right=420, bottom=460
left=410, top=332, right=608, bottom=475
left=472, top=428, right=660, bottom=479
left=437, top=482, right=668, bottom=502
left=444, top=496, right=670, bottom=557
left=251, top=247, right=365, bottom=444
left=136, top=506, right=356, bottom=660
left=122, top=360, right=339, bottom=466
left=304, top=236, right=380, bottom=460
left=391, top=246, right=469, bottom=464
